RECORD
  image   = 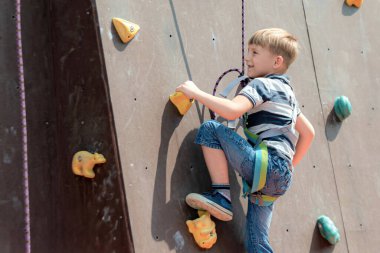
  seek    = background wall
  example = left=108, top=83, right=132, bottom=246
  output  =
left=96, top=0, right=379, bottom=252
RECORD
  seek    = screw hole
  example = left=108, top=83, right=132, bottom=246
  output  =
left=313, top=165, right=316, bottom=168
left=286, top=229, right=289, bottom=232
left=12, top=15, right=15, bottom=19
left=169, top=34, right=172, bottom=38
left=134, top=98, right=137, bottom=101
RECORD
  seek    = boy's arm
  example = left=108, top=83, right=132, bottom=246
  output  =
left=194, top=91, right=252, bottom=120
left=293, top=113, right=315, bottom=167
left=176, top=80, right=253, bottom=120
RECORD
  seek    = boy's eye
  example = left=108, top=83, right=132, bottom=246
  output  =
left=253, top=51, right=258, bottom=54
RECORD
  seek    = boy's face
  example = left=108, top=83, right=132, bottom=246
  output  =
left=245, top=44, right=279, bottom=78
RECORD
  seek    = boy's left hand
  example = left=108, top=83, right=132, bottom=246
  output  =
left=176, top=80, right=200, bottom=99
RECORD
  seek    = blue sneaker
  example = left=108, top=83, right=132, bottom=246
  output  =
left=185, top=190, right=233, bottom=221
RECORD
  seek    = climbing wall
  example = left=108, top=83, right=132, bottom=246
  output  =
left=95, top=1, right=247, bottom=252
left=1, top=0, right=135, bottom=252
left=302, top=1, right=380, bottom=252
left=94, top=0, right=380, bottom=252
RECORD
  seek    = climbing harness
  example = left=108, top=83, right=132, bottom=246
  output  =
left=217, top=75, right=298, bottom=206
left=15, top=0, right=31, bottom=251
left=242, top=110, right=296, bottom=206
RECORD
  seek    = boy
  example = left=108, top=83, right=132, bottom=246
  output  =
left=176, top=28, right=315, bottom=252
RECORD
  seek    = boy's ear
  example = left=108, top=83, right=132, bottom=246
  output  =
left=273, top=55, right=284, bottom=69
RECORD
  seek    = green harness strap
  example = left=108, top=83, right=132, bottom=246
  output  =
left=242, top=122, right=278, bottom=206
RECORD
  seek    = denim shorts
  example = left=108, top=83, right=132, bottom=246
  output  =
left=194, top=120, right=293, bottom=197
left=194, top=120, right=294, bottom=252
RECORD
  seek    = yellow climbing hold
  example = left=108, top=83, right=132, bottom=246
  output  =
left=345, top=0, right=363, bottom=8
left=72, top=151, right=106, bottom=179
left=186, top=210, right=217, bottom=249
left=169, top=91, right=194, bottom=115
left=112, top=18, right=140, bottom=43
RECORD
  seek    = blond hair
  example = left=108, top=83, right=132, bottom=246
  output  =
left=248, top=28, right=299, bottom=68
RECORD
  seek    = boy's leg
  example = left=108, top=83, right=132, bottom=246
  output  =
left=245, top=201, right=274, bottom=253
left=186, top=120, right=256, bottom=221
left=185, top=145, right=233, bottom=221
left=195, top=120, right=255, bottom=182
left=201, top=146, right=229, bottom=185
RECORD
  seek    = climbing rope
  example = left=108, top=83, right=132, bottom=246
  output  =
left=15, top=0, right=31, bottom=252
left=210, top=0, right=247, bottom=119
left=241, top=0, right=245, bottom=74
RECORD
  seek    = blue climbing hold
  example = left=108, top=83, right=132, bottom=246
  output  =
left=334, top=96, right=352, bottom=121
left=317, top=215, right=340, bottom=245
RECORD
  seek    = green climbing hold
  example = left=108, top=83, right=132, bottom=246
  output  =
left=317, top=215, right=340, bottom=245
left=334, top=96, right=352, bottom=121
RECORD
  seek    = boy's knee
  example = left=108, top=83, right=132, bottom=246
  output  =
left=199, top=120, right=221, bottom=133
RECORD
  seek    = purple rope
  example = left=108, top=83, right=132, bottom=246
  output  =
left=16, top=0, right=31, bottom=252
left=212, top=69, right=242, bottom=97
left=242, top=0, right=245, bottom=75
left=210, top=69, right=242, bottom=119
left=210, top=0, right=246, bottom=119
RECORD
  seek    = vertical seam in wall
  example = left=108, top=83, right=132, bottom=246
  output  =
left=168, top=0, right=203, bottom=123
left=301, top=0, right=349, bottom=251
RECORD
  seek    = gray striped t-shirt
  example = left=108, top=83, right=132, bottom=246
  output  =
left=238, top=74, right=301, bottom=161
